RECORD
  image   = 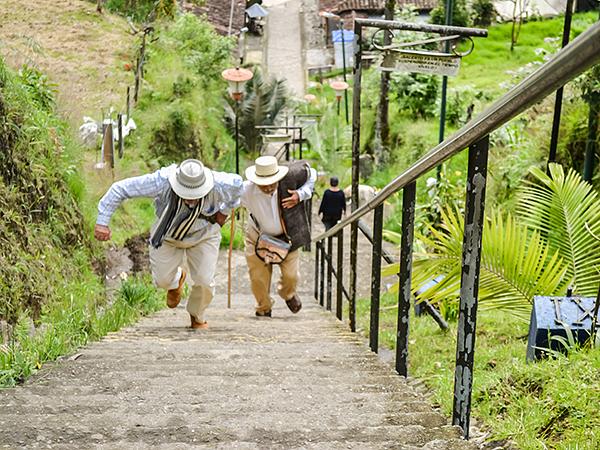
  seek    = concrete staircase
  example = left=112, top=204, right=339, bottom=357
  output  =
left=0, top=284, right=477, bottom=449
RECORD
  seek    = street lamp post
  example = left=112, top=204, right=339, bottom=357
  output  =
left=330, top=80, right=349, bottom=117
left=320, top=11, right=350, bottom=124
left=221, top=67, right=254, bottom=174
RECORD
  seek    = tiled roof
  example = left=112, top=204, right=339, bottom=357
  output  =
left=182, top=0, right=246, bottom=36
left=320, top=0, right=436, bottom=13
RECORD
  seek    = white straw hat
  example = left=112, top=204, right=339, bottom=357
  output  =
left=168, top=159, right=214, bottom=199
left=245, top=156, right=289, bottom=186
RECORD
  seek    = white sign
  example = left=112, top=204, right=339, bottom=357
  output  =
left=379, top=51, right=461, bottom=77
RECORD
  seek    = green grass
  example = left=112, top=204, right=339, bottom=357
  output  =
left=0, top=274, right=163, bottom=387
left=354, top=293, right=600, bottom=449
left=458, top=13, right=598, bottom=95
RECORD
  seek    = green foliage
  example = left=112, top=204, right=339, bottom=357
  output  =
left=224, top=67, right=290, bottom=154
left=471, top=0, right=496, bottom=27
left=149, top=104, right=203, bottom=165
left=172, top=75, right=195, bottom=98
left=389, top=73, right=439, bottom=119
left=220, top=219, right=244, bottom=250
left=410, top=310, right=600, bottom=448
left=105, top=0, right=157, bottom=21
left=134, top=14, right=234, bottom=167
left=0, top=57, right=95, bottom=325
left=105, top=0, right=187, bottom=21
left=559, top=98, right=590, bottom=173
left=456, top=13, right=597, bottom=95
left=168, top=14, right=234, bottom=85
left=17, top=65, right=56, bottom=111
left=430, top=0, right=471, bottom=28
left=0, top=275, right=162, bottom=387
left=303, top=102, right=351, bottom=161
left=518, top=164, right=600, bottom=295
left=353, top=298, right=600, bottom=448
left=445, top=84, right=491, bottom=127
left=384, top=208, right=567, bottom=321
left=416, top=169, right=466, bottom=237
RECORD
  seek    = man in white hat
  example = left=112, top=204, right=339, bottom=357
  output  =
left=94, top=159, right=243, bottom=329
left=241, top=156, right=316, bottom=317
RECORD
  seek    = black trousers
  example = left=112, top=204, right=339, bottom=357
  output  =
left=322, top=220, right=338, bottom=231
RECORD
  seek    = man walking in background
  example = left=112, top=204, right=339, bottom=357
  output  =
left=94, top=159, right=242, bottom=329
left=318, top=176, right=346, bottom=231
left=241, top=156, right=316, bottom=317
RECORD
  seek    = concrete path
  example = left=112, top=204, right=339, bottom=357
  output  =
left=0, top=254, right=476, bottom=449
left=263, top=0, right=306, bottom=97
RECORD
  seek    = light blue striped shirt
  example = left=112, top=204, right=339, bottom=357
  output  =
left=97, top=165, right=243, bottom=231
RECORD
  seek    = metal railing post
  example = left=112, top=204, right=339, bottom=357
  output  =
left=336, top=229, right=344, bottom=320
left=369, top=204, right=384, bottom=353
left=349, top=23, right=363, bottom=333
left=320, top=240, right=326, bottom=307
left=396, top=182, right=416, bottom=376
left=327, top=236, right=333, bottom=311
left=314, top=241, right=320, bottom=301
left=117, top=113, right=124, bottom=159
left=452, top=135, right=489, bottom=438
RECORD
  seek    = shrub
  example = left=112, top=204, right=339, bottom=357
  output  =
left=149, top=104, right=203, bottom=164
left=390, top=73, right=440, bottom=119
left=430, top=0, right=471, bottom=28
left=471, top=0, right=496, bottom=27
left=0, top=57, right=94, bottom=325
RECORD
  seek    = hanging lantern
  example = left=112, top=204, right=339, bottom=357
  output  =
left=329, top=80, right=349, bottom=100
left=221, top=67, right=254, bottom=101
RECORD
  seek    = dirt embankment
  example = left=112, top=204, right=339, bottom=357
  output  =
left=0, top=0, right=135, bottom=126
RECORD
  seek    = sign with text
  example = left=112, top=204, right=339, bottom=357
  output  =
left=379, top=51, right=461, bottom=77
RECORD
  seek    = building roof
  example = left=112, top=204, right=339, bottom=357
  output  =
left=182, top=0, right=246, bottom=36
left=320, top=0, right=437, bottom=14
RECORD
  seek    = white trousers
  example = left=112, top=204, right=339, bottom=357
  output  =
left=149, top=223, right=222, bottom=322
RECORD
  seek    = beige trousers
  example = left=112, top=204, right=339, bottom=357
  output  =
left=245, top=225, right=299, bottom=313
left=149, top=223, right=221, bottom=322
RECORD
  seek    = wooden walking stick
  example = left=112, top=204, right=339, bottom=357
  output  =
left=228, top=209, right=236, bottom=308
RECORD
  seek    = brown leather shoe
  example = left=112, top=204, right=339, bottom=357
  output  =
left=166, top=271, right=186, bottom=308
left=285, top=295, right=302, bottom=314
left=190, top=315, right=209, bottom=329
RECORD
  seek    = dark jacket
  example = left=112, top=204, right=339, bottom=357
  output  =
left=278, top=160, right=312, bottom=251
left=319, top=189, right=346, bottom=223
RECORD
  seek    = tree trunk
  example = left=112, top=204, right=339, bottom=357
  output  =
left=96, top=0, right=103, bottom=13
left=374, top=0, right=395, bottom=168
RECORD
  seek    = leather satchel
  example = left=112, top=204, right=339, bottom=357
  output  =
left=252, top=205, right=291, bottom=264
left=255, top=233, right=291, bottom=264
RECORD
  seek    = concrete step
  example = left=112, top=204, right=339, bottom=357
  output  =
left=0, top=292, right=476, bottom=449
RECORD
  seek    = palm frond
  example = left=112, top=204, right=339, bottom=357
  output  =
left=518, top=163, right=600, bottom=295
left=390, top=208, right=568, bottom=321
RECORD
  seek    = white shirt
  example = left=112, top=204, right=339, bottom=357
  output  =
left=241, top=168, right=317, bottom=236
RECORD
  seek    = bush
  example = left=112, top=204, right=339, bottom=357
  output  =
left=471, top=0, right=496, bottom=26
left=430, top=0, right=471, bottom=28
left=390, top=73, right=440, bottom=119
left=445, top=85, right=491, bottom=127
left=168, top=14, right=234, bottom=85
left=149, top=104, right=203, bottom=165
left=134, top=14, right=234, bottom=166
left=105, top=0, right=156, bottom=21
left=0, top=57, right=95, bottom=325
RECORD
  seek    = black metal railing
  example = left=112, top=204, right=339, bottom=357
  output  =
left=255, top=125, right=305, bottom=161
left=313, top=18, right=600, bottom=439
